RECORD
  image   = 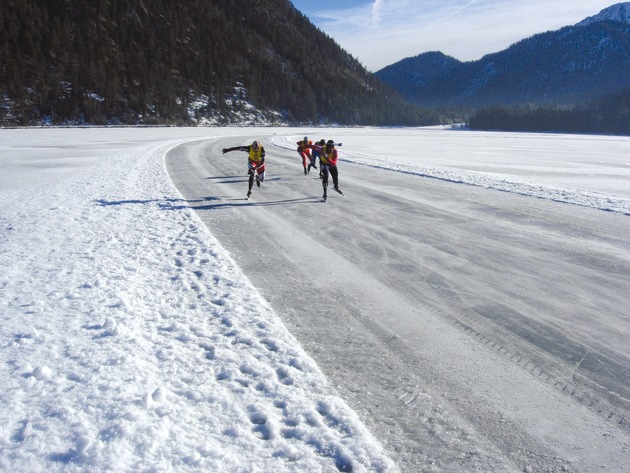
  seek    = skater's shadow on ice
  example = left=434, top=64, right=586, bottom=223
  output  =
left=206, top=175, right=247, bottom=184
left=192, top=197, right=318, bottom=210
left=96, top=198, right=158, bottom=206
left=95, top=198, right=191, bottom=210
left=206, top=175, right=283, bottom=185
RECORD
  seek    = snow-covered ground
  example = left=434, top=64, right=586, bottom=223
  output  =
left=1, top=126, right=629, bottom=472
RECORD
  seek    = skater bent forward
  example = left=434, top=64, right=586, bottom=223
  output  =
left=222, top=141, right=266, bottom=199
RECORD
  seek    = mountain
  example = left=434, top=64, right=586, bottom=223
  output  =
left=375, top=3, right=630, bottom=110
left=0, top=0, right=433, bottom=126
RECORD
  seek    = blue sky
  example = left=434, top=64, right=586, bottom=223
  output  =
left=290, top=0, right=618, bottom=71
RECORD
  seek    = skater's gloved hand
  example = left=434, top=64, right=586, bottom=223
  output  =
left=222, top=148, right=227, bottom=154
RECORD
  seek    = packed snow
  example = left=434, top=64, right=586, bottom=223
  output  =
left=1, top=126, right=629, bottom=472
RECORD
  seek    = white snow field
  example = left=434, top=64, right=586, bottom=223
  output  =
left=1, top=126, right=629, bottom=472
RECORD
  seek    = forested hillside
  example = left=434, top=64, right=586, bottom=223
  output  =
left=0, top=0, right=435, bottom=126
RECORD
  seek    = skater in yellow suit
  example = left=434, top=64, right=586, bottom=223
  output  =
left=222, top=140, right=266, bottom=199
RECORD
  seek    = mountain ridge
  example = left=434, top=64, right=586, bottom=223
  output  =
left=375, top=3, right=630, bottom=110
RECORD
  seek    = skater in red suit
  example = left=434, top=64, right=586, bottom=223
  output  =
left=320, top=140, right=343, bottom=201
left=296, top=136, right=312, bottom=174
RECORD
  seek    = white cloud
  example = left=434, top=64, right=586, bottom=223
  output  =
left=372, top=0, right=385, bottom=26
left=448, top=0, right=478, bottom=18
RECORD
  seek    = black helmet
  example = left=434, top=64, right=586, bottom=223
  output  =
left=326, top=140, right=334, bottom=147
left=319, top=139, right=325, bottom=145
left=303, top=136, right=308, bottom=143
left=252, top=140, right=260, bottom=150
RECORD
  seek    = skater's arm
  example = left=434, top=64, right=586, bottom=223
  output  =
left=222, top=146, right=248, bottom=154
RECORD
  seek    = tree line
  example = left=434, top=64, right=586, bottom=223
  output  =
left=467, top=87, right=630, bottom=136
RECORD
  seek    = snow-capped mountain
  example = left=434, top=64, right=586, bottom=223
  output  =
left=577, top=2, right=630, bottom=26
left=376, top=3, right=630, bottom=110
